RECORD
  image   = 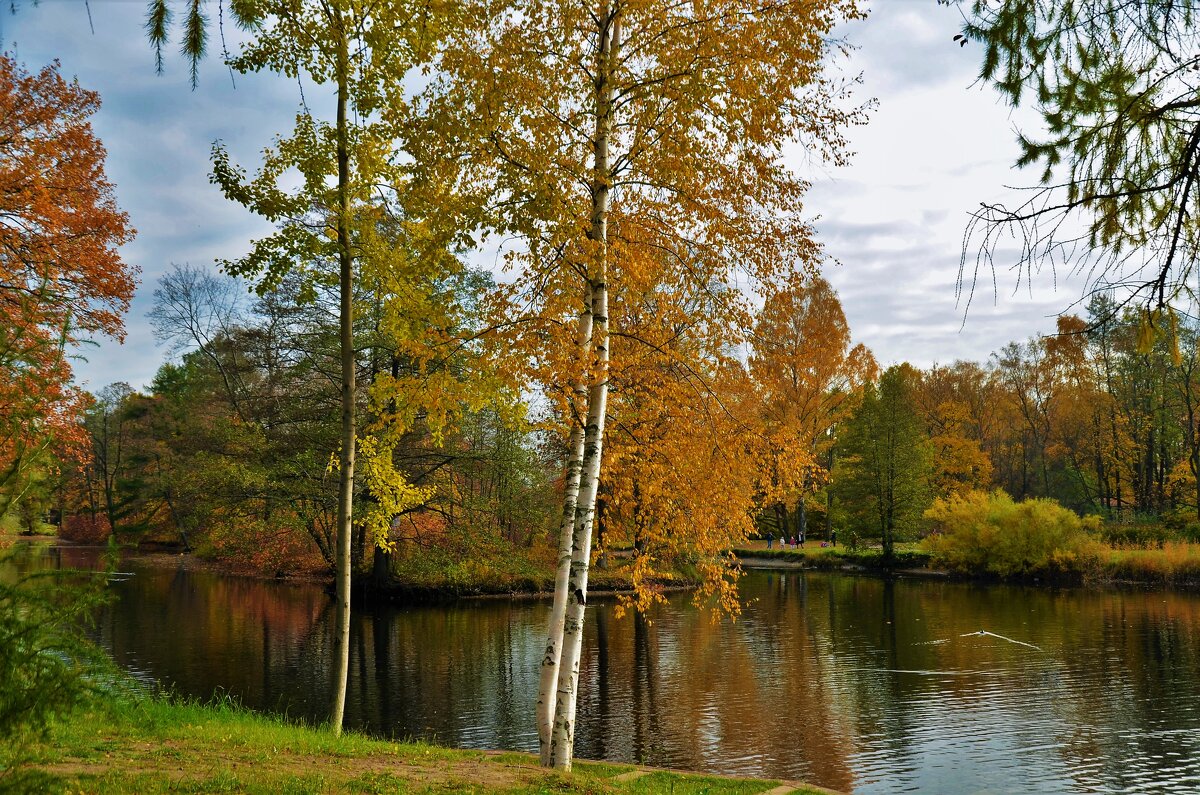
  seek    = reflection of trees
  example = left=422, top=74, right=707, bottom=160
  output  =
left=631, top=612, right=660, bottom=764
left=13, top=545, right=1200, bottom=792
left=586, top=609, right=611, bottom=760
left=370, top=608, right=390, bottom=732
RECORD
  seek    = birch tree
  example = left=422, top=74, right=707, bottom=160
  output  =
left=205, top=0, right=451, bottom=734
left=423, top=0, right=868, bottom=769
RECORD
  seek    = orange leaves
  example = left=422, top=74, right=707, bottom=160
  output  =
left=433, top=0, right=869, bottom=331
left=0, top=55, right=135, bottom=492
left=0, top=56, right=135, bottom=340
left=750, top=275, right=875, bottom=504
left=428, top=0, right=869, bottom=629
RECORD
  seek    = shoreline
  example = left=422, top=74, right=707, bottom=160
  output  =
left=731, top=544, right=1200, bottom=592
left=15, top=534, right=1200, bottom=599
left=6, top=536, right=699, bottom=602
left=24, top=694, right=840, bottom=795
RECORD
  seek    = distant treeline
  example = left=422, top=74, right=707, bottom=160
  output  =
left=24, top=275, right=1200, bottom=581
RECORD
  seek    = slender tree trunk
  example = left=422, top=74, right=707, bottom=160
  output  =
left=330, top=16, right=355, bottom=736
left=161, top=484, right=189, bottom=551
left=826, top=446, right=835, bottom=543
left=549, top=7, right=619, bottom=771
left=1193, top=445, right=1200, bottom=519
left=536, top=300, right=593, bottom=765
left=595, top=489, right=609, bottom=570
left=796, top=484, right=807, bottom=546
left=550, top=278, right=611, bottom=771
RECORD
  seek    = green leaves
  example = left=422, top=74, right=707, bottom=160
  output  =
left=145, top=0, right=173, bottom=74
left=964, top=0, right=1200, bottom=305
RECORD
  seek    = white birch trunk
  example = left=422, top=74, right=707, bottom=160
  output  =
left=549, top=279, right=609, bottom=771
left=548, top=6, right=619, bottom=772
left=536, top=299, right=593, bottom=765
left=330, top=16, right=355, bottom=736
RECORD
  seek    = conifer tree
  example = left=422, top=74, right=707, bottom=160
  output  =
left=835, top=365, right=931, bottom=558
left=956, top=0, right=1200, bottom=308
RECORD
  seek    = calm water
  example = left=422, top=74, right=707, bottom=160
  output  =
left=9, top=542, right=1200, bottom=794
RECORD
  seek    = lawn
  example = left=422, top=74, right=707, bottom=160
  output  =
left=15, top=694, right=834, bottom=794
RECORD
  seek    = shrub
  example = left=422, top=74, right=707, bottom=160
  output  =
left=201, top=517, right=326, bottom=577
left=923, top=490, right=1103, bottom=578
left=59, top=513, right=112, bottom=544
left=0, top=554, right=111, bottom=788
left=1161, top=507, right=1193, bottom=532
left=1100, top=520, right=1173, bottom=549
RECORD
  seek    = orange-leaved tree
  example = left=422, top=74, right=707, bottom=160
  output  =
left=912, top=362, right=994, bottom=500
left=750, top=275, right=875, bottom=543
left=0, top=54, right=135, bottom=513
left=423, top=0, right=868, bottom=769
left=597, top=237, right=765, bottom=618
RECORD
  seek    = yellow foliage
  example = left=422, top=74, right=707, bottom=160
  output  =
left=356, top=434, right=435, bottom=551
left=924, top=489, right=1103, bottom=578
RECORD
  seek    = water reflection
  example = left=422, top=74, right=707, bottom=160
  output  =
left=9, top=542, right=1200, bottom=794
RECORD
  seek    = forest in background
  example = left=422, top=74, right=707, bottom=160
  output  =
left=16, top=267, right=1200, bottom=587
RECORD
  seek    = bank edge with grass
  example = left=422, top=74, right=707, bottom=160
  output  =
left=735, top=489, right=1200, bottom=590
left=21, top=693, right=833, bottom=794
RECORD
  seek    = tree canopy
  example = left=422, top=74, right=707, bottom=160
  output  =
left=958, top=0, right=1200, bottom=310
left=0, top=54, right=135, bottom=513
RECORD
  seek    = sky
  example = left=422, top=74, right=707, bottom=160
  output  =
left=2, top=0, right=1084, bottom=393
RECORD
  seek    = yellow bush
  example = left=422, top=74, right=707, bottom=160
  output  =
left=923, top=490, right=1103, bottom=578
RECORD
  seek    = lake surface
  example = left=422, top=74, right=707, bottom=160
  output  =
left=9, top=542, right=1200, bottom=794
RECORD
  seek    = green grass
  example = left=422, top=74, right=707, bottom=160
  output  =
left=0, top=510, right=56, bottom=536
left=18, top=693, right=826, bottom=794
left=733, top=542, right=931, bottom=570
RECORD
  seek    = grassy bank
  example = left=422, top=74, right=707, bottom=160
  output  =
left=732, top=543, right=932, bottom=572
left=734, top=538, right=1200, bottom=588
left=1101, top=542, right=1200, bottom=585
left=734, top=538, right=1200, bottom=589
left=371, top=545, right=697, bottom=600
left=17, top=695, right=830, bottom=794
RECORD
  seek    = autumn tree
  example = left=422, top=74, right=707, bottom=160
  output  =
left=598, top=250, right=766, bottom=617
left=426, top=0, right=868, bottom=767
left=750, top=275, right=875, bottom=543
left=834, top=364, right=931, bottom=558
left=1170, top=319, right=1200, bottom=519
left=913, top=363, right=993, bottom=499
left=0, top=54, right=135, bottom=514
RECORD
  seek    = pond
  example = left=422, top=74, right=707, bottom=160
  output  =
left=9, top=541, right=1200, bottom=794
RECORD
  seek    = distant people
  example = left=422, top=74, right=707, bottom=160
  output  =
left=766, top=531, right=774, bottom=549
left=799, top=529, right=805, bottom=548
